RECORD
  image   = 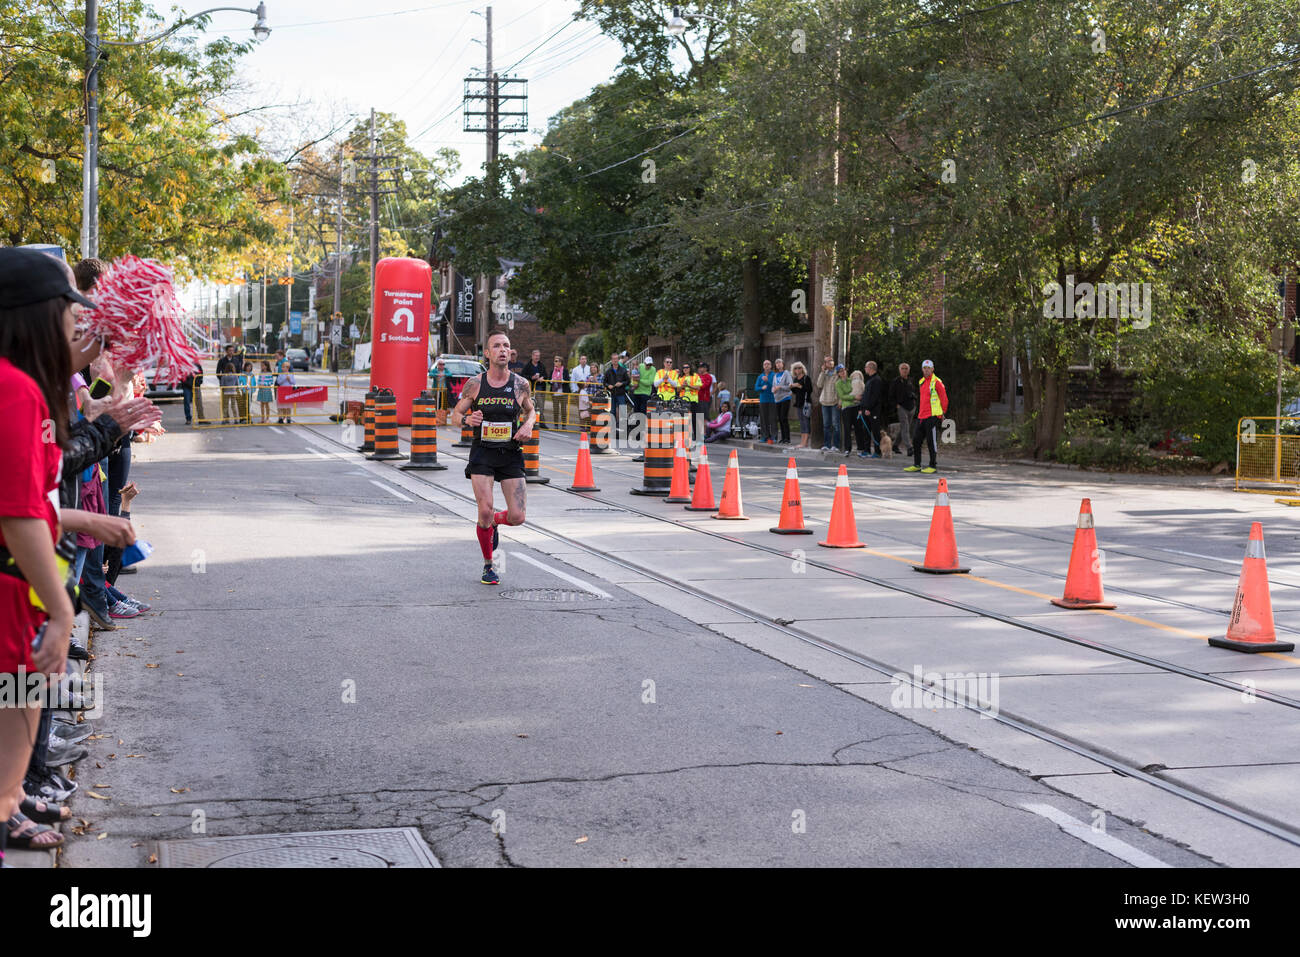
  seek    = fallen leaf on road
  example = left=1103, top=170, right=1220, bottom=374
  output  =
left=575, top=836, right=588, bottom=844
left=107, top=753, right=116, bottom=759
left=88, top=734, right=105, bottom=740
left=170, top=787, right=190, bottom=793
left=95, top=762, right=103, bottom=769
left=78, top=818, right=90, bottom=827
left=516, top=733, right=529, bottom=738
left=148, top=854, right=157, bottom=864
left=87, top=791, right=109, bottom=800
left=176, top=650, right=184, bottom=654
left=775, top=731, right=783, bottom=735
left=797, top=683, right=813, bottom=688
left=94, top=783, right=110, bottom=788
left=145, top=663, right=159, bottom=669
left=132, top=842, right=142, bottom=848
left=118, top=739, right=123, bottom=745
left=125, top=754, right=143, bottom=758
left=176, top=673, right=184, bottom=677
left=97, top=832, right=107, bottom=840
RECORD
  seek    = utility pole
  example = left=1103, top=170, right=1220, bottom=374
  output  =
left=285, top=205, right=294, bottom=346
left=368, top=107, right=379, bottom=343
left=478, top=5, right=495, bottom=356
left=82, top=0, right=100, bottom=258
left=333, top=144, right=345, bottom=370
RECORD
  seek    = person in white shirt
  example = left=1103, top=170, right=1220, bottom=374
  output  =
left=569, top=354, right=591, bottom=393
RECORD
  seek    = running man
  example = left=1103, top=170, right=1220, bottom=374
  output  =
left=452, top=332, right=538, bottom=585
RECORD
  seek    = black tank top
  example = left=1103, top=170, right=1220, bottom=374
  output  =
left=472, top=371, right=521, bottom=449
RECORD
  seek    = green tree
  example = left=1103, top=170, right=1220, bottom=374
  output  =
left=0, top=0, right=288, bottom=275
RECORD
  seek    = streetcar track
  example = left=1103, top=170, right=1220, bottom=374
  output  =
left=527, top=429, right=1300, bottom=589
left=306, top=424, right=1300, bottom=849
left=413, top=431, right=1300, bottom=696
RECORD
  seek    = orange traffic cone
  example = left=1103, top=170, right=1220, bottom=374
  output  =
left=566, top=430, right=600, bottom=492
left=684, top=444, right=717, bottom=511
left=1050, top=498, right=1115, bottom=609
left=818, top=465, right=864, bottom=548
left=770, top=458, right=813, bottom=535
left=712, top=449, right=748, bottom=520
left=664, top=434, right=693, bottom=503
left=913, top=478, right=969, bottom=573
left=1210, top=523, right=1295, bottom=653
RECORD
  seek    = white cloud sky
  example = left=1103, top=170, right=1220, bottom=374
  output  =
left=161, top=0, right=629, bottom=183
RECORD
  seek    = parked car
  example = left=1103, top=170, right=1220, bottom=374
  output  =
left=141, top=362, right=184, bottom=399
left=285, top=348, right=309, bottom=371
left=429, top=354, right=485, bottom=402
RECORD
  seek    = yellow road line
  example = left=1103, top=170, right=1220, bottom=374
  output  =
left=418, top=428, right=1300, bottom=665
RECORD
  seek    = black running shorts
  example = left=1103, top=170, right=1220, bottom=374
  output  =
left=465, top=444, right=526, bottom=481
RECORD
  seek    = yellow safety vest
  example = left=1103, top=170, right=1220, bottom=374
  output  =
left=680, top=374, right=701, bottom=402
left=655, top=370, right=680, bottom=401
left=921, top=374, right=945, bottom=417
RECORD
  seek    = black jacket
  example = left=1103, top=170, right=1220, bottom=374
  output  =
left=889, top=376, right=915, bottom=414
left=862, top=374, right=885, bottom=415
left=60, top=414, right=125, bottom=509
left=521, top=361, right=547, bottom=386
left=601, top=365, right=631, bottom=398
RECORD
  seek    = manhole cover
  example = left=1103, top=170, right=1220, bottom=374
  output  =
left=156, top=827, right=439, bottom=868
left=499, top=587, right=606, bottom=602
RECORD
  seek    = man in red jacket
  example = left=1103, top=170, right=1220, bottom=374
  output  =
left=904, top=359, right=948, bottom=474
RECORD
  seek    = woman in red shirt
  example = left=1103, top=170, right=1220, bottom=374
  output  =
left=0, top=248, right=86, bottom=854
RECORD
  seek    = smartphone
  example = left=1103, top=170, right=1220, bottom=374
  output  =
left=89, top=377, right=112, bottom=400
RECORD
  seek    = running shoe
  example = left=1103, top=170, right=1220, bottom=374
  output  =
left=921, top=466, right=937, bottom=474
left=25, top=769, right=77, bottom=802
left=44, top=741, right=88, bottom=768
left=109, top=600, right=139, bottom=619
left=51, top=721, right=94, bottom=746
left=85, top=605, right=116, bottom=630
left=903, top=465, right=922, bottom=472
left=480, top=564, right=500, bottom=586
left=125, top=596, right=151, bottom=612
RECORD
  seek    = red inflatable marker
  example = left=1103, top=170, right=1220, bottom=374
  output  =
left=370, top=257, right=431, bottom=424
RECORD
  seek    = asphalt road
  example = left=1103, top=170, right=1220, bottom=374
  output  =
left=59, top=402, right=1213, bottom=868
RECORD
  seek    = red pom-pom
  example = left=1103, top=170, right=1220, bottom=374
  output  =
left=82, top=256, right=200, bottom=384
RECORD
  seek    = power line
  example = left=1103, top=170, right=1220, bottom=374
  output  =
left=273, top=0, right=478, bottom=30
left=499, top=16, right=575, bottom=73
left=388, top=13, right=474, bottom=110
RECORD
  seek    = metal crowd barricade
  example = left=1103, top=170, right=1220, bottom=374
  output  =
left=192, top=373, right=351, bottom=428
left=1236, top=417, right=1300, bottom=492
left=533, top=380, right=580, bottom=433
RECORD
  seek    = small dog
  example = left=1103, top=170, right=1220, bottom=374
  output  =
left=879, top=433, right=893, bottom=458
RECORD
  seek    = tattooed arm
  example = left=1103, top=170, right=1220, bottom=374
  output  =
left=453, top=375, right=482, bottom=428
left=513, top=374, right=537, bottom=441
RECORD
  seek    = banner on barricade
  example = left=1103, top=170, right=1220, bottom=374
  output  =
left=277, top=385, right=329, bottom=405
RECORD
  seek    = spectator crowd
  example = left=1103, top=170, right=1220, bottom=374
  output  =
left=1, top=248, right=168, bottom=861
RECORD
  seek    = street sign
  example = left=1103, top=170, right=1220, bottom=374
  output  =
left=289, top=311, right=303, bottom=335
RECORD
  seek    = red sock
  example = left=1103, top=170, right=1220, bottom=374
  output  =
left=476, top=524, right=494, bottom=562
left=494, top=510, right=509, bottom=527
